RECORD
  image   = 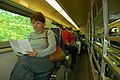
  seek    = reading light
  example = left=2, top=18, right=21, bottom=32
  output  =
left=45, top=0, right=79, bottom=29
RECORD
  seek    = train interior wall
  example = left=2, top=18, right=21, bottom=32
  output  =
left=0, top=52, right=17, bottom=80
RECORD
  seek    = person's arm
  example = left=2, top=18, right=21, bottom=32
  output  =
left=37, top=30, right=56, bottom=57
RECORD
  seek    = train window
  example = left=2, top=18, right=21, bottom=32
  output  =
left=0, top=8, right=34, bottom=42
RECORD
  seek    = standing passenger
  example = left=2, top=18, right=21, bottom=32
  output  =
left=10, top=12, right=56, bottom=80
left=61, top=28, right=77, bottom=70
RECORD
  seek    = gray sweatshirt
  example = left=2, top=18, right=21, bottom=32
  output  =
left=28, top=30, right=56, bottom=57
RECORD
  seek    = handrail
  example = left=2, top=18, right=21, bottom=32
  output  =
left=0, top=47, right=13, bottom=54
left=87, top=48, right=97, bottom=80
left=93, top=42, right=103, bottom=48
left=0, top=41, right=13, bottom=54
left=110, top=44, right=120, bottom=50
left=93, top=42, right=120, bottom=79
left=103, top=56, right=120, bottom=79
left=93, top=42, right=102, bottom=56
left=108, top=54, right=120, bottom=67
left=0, top=41, right=11, bottom=49
left=94, top=42, right=120, bottom=54
left=92, top=53, right=101, bottom=72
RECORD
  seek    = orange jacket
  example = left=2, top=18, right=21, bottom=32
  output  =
left=62, top=30, right=75, bottom=46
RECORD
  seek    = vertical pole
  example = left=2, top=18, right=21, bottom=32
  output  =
left=91, top=0, right=94, bottom=46
left=87, top=12, right=91, bottom=47
left=89, top=0, right=96, bottom=80
left=101, top=0, right=109, bottom=78
left=88, top=15, right=91, bottom=47
left=90, top=0, right=94, bottom=62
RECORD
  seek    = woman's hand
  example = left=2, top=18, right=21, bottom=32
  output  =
left=26, top=50, right=37, bottom=57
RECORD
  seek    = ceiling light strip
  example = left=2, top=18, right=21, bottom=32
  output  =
left=45, top=0, right=79, bottom=29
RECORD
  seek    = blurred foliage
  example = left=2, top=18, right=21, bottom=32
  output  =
left=0, top=9, right=34, bottom=42
left=0, top=8, right=59, bottom=42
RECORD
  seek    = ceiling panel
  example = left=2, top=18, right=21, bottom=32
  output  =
left=10, top=0, right=91, bottom=31
left=57, top=0, right=91, bottom=27
left=11, top=0, right=74, bottom=28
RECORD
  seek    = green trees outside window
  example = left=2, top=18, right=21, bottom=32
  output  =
left=0, top=9, right=34, bottom=42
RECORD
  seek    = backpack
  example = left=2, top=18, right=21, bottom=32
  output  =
left=49, top=28, right=64, bottom=50
left=46, top=28, right=65, bottom=62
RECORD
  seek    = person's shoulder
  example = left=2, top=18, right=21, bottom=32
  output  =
left=47, top=29, right=54, bottom=34
left=30, top=32, right=35, bottom=35
left=29, top=32, right=36, bottom=37
left=28, top=32, right=35, bottom=39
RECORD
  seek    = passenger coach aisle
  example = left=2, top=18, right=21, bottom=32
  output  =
left=69, top=50, right=91, bottom=80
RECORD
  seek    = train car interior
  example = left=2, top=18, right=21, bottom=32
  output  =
left=0, top=0, right=120, bottom=80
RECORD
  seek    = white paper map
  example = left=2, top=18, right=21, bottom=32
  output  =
left=9, top=39, right=33, bottom=55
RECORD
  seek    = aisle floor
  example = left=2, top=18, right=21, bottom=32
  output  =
left=69, top=51, right=90, bottom=80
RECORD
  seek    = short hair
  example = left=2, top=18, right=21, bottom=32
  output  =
left=30, top=12, right=45, bottom=23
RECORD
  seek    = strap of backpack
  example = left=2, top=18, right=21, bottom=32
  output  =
left=45, top=30, right=48, bottom=39
left=46, top=28, right=62, bottom=46
left=58, top=28, right=61, bottom=46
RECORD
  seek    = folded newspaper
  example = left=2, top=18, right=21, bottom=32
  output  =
left=9, top=39, right=33, bottom=55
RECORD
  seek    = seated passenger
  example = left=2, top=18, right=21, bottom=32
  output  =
left=10, top=12, right=56, bottom=80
